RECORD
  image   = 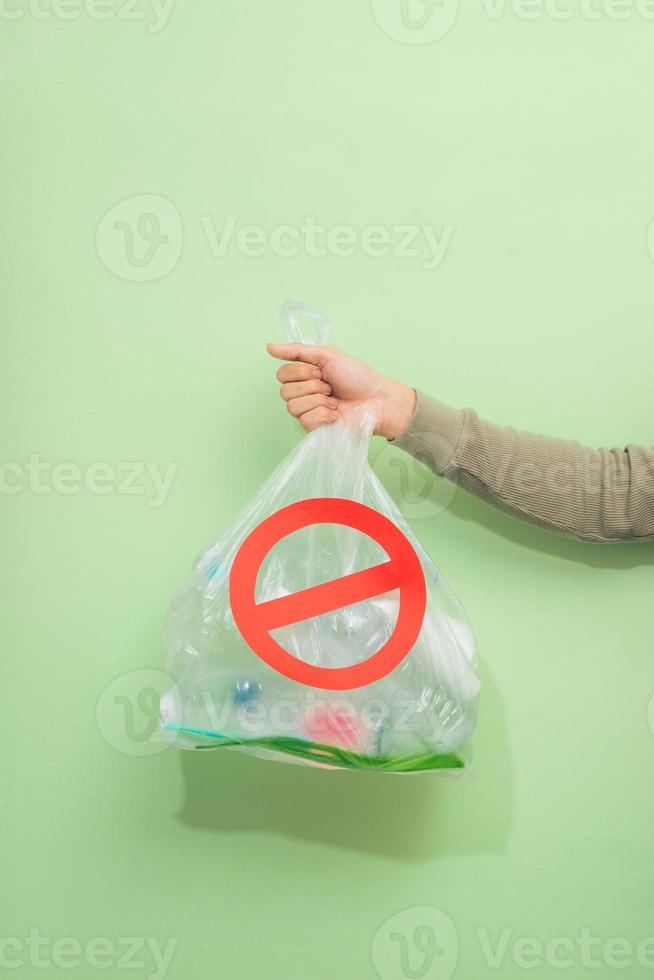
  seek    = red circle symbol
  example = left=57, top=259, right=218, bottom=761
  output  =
left=228, top=497, right=426, bottom=690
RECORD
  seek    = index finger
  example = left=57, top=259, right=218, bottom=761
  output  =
left=276, top=362, right=322, bottom=383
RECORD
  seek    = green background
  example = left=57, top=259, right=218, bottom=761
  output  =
left=3, top=1, right=654, bottom=978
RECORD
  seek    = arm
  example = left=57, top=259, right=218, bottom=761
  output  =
left=266, top=342, right=654, bottom=543
left=393, top=390, right=654, bottom=543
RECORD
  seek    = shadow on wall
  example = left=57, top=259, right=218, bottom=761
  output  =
left=175, top=665, right=511, bottom=862
left=447, top=492, right=654, bottom=570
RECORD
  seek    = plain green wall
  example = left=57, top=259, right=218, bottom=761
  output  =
left=3, top=2, right=654, bottom=978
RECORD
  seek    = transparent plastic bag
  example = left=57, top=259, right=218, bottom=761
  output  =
left=160, top=301, right=480, bottom=773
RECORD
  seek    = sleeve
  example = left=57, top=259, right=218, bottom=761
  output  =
left=391, top=389, right=654, bottom=543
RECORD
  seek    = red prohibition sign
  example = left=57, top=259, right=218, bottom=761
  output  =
left=228, top=497, right=426, bottom=691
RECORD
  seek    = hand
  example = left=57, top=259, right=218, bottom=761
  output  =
left=266, top=341, right=416, bottom=440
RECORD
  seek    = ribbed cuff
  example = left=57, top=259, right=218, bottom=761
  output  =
left=390, top=389, right=466, bottom=475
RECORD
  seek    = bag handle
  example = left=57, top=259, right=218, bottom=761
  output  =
left=279, top=299, right=331, bottom=346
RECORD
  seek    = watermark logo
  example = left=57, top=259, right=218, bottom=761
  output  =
left=96, top=669, right=178, bottom=756
left=371, top=0, right=460, bottom=44
left=647, top=216, right=654, bottom=267
left=647, top=689, right=654, bottom=739
left=372, top=442, right=457, bottom=521
left=96, top=194, right=182, bottom=282
left=371, top=907, right=459, bottom=980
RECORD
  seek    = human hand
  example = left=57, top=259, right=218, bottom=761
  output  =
left=266, top=341, right=416, bottom=440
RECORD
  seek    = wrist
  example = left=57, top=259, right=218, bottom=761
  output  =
left=378, top=380, right=416, bottom=441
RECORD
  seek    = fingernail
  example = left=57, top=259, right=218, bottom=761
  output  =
left=313, top=369, right=321, bottom=378
left=328, top=398, right=338, bottom=408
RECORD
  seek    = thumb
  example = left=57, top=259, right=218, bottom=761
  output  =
left=266, top=342, right=327, bottom=367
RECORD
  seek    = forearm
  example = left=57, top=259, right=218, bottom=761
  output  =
left=392, top=390, right=654, bottom=542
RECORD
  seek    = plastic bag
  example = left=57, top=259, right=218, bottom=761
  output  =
left=160, top=301, right=480, bottom=773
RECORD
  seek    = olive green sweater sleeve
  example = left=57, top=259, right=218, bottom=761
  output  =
left=392, top=390, right=654, bottom=542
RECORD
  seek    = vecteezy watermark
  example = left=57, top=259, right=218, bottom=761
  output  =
left=95, top=196, right=453, bottom=280
left=96, top=194, right=183, bottom=282
left=371, top=908, right=654, bottom=976
left=0, top=931, right=178, bottom=978
left=468, top=441, right=654, bottom=503
left=0, top=0, right=175, bottom=31
left=483, top=0, right=654, bottom=22
left=96, top=669, right=180, bottom=756
left=371, top=0, right=654, bottom=44
left=480, top=0, right=654, bottom=22
left=194, top=692, right=402, bottom=739
left=0, top=456, right=177, bottom=508
left=371, top=906, right=459, bottom=980
left=200, top=216, right=453, bottom=271
left=372, top=438, right=457, bottom=521
left=98, top=674, right=418, bottom=758
left=154, top=684, right=474, bottom=759
left=476, top=928, right=654, bottom=970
